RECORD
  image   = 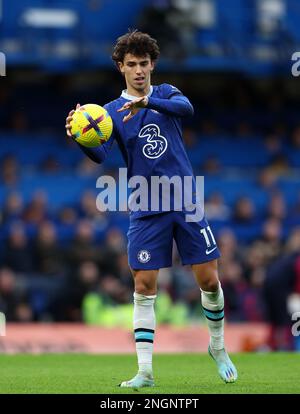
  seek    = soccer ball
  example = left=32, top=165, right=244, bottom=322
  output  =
left=70, top=104, right=113, bottom=147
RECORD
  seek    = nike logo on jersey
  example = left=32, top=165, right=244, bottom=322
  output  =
left=206, top=246, right=218, bottom=255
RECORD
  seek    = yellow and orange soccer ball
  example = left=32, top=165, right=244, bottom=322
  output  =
left=70, top=104, right=113, bottom=147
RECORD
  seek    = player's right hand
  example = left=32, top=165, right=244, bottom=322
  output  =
left=65, top=103, right=80, bottom=137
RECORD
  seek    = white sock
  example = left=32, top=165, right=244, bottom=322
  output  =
left=201, top=282, right=224, bottom=350
left=133, top=292, right=156, bottom=374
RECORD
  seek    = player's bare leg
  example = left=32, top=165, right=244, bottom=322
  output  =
left=192, top=259, right=238, bottom=383
left=119, top=269, right=158, bottom=389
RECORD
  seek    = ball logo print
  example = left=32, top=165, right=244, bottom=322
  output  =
left=137, top=250, right=151, bottom=263
left=139, top=124, right=168, bottom=159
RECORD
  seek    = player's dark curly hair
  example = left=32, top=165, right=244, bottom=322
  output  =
left=112, top=29, right=160, bottom=65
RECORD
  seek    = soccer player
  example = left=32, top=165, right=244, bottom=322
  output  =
left=65, top=30, right=238, bottom=388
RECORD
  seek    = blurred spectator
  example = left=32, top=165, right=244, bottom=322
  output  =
left=2, top=192, right=24, bottom=223
left=257, top=168, right=278, bottom=191
left=4, top=223, right=34, bottom=273
left=0, top=155, right=19, bottom=186
left=79, top=191, right=110, bottom=234
left=244, top=243, right=268, bottom=282
left=10, top=110, right=29, bottom=132
left=77, top=157, right=101, bottom=176
left=291, top=193, right=300, bottom=219
left=67, top=219, right=98, bottom=269
left=263, top=251, right=299, bottom=350
left=267, top=192, right=286, bottom=221
left=267, top=154, right=291, bottom=177
left=34, top=221, right=65, bottom=276
left=172, top=264, right=200, bottom=312
left=116, top=252, right=133, bottom=289
left=232, top=196, right=256, bottom=224
left=200, top=119, right=219, bottom=136
left=0, top=267, right=28, bottom=321
left=205, top=192, right=230, bottom=221
left=40, top=156, right=60, bottom=174
left=79, top=191, right=99, bottom=219
left=23, top=191, right=49, bottom=225
left=290, top=125, right=300, bottom=149
left=264, top=133, right=283, bottom=157
left=58, top=206, right=78, bottom=226
left=66, top=261, right=101, bottom=321
left=257, top=218, right=282, bottom=262
left=183, top=127, right=197, bottom=148
left=242, top=243, right=268, bottom=323
left=100, top=274, right=131, bottom=305
left=201, top=156, right=221, bottom=175
left=15, top=302, right=34, bottom=322
left=285, top=227, right=300, bottom=254
left=219, top=260, right=247, bottom=321
left=217, top=229, right=242, bottom=263
left=98, top=228, right=127, bottom=275
left=105, top=227, right=127, bottom=254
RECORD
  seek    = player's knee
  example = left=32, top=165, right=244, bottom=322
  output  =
left=133, top=270, right=158, bottom=295
left=135, top=282, right=157, bottom=296
left=201, top=278, right=219, bottom=292
left=134, top=278, right=157, bottom=295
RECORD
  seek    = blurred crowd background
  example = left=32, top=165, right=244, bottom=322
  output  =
left=1, top=0, right=300, bottom=350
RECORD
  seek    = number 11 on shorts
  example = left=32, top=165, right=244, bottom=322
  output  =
left=200, top=226, right=216, bottom=250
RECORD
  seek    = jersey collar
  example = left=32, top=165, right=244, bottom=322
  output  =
left=121, top=85, right=153, bottom=101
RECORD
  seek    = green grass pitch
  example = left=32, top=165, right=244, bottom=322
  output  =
left=0, top=353, right=299, bottom=394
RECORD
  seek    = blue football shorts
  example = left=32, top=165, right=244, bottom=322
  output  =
left=127, top=210, right=221, bottom=270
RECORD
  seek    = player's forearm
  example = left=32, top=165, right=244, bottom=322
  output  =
left=76, top=142, right=107, bottom=164
left=147, top=95, right=194, bottom=117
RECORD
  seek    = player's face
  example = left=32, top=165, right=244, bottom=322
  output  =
left=119, top=54, right=154, bottom=96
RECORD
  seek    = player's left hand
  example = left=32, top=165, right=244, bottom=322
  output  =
left=117, top=96, right=148, bottom=122
left=65, top=103, right=82, bottom=138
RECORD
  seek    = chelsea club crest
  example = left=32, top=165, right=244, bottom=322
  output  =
left=137, top=250, right=151, bottom=263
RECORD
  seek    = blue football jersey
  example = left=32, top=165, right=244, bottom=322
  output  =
left=101, top=83, right=196, bottom=218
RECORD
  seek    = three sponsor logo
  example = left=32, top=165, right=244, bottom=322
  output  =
left=139, top=124, right=168, bottom=160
